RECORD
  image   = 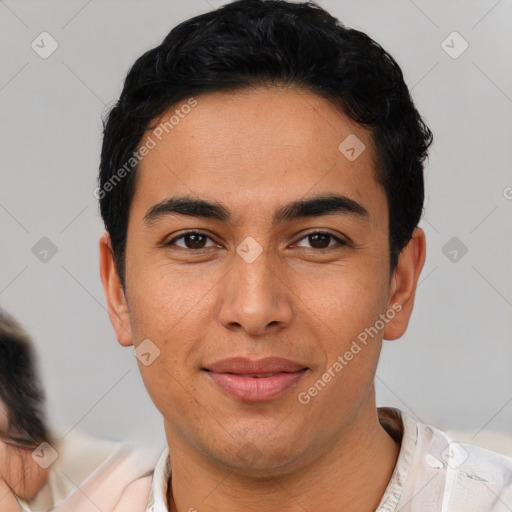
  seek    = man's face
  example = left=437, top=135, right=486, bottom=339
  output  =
left=112, top=87, right=403, bottom=474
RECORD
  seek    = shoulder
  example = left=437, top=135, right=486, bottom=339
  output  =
left=25, top=430, right=162, bottom=512
left=422, top=420, right=512, bottom=477
left=378, top=408, right=512, bottom=510
left=414, top=417, right=512, bottom=509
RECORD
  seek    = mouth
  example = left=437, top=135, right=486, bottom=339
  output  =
left=216, top=372, right=289, bottom=378
left=201, top=357, right=309, bottom=402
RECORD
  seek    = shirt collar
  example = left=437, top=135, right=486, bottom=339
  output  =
left=375, top=407, right=418, bottom=511
left=146, top=446, right=171, bottom=512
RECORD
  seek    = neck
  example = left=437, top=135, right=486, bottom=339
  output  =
left=166, top=401, right=400, bottom=512
left=0, top=480, right=20, bottom=512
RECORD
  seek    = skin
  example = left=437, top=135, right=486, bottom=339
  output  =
left=0, top=400, right=49, bottom=510
left=100, top=86, right=426, bottom=512
left=0, top=440, right=49, bottom=511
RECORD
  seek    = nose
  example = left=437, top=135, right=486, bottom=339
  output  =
left=217, top=247, right=293, bottom=337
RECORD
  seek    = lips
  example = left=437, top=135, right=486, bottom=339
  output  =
left=230, top=373, right=280, bottom=378
left=203, top=356, right=308, bottom=374
left=202, top=357, right=309, bottom=402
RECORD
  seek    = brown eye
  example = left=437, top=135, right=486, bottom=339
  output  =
left=166, top=232, right=216, bottom=250
left=295, top=232, right=346, bottom=250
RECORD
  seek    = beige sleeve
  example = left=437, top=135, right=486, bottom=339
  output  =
left=50, top=445, right=154, bottom=512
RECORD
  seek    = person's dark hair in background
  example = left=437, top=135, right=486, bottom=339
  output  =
left=0, top=308, right=52, bottom=510
left=98, top=0, right=433, bottom=292
left=0, top=307, right=50, bottom=449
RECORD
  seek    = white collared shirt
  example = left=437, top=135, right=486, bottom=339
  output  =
left=145, top=407, right=512, bottom=511
left=145, top=445, right=171, bottom=512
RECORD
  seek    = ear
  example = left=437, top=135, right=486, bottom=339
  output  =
left=383, top=227, right=426, bottom=340
left=99, top=233, right=133, bottom=347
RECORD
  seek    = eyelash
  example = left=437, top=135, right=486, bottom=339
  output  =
left=164, top=230, right=347, bottom=251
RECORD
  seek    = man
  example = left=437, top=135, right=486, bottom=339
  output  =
left=97, top=1, right=512, bottom=510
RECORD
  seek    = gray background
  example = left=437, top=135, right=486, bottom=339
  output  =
left=1, top=0, right=511, bottom=447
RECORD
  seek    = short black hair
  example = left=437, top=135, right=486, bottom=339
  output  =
left=0, top=308, right=50, bottom=448
left=98, top=0, right=432, bottom=291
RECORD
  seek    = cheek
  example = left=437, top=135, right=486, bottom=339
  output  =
left=128, top=273, right=211, bottom=415
left=291, top=255, right=389, bottom=338
left=288, top=253, right=389, bottom=404
left=127, top=260, right=206, bottom=340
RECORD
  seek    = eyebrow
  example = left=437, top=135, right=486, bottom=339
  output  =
left=143, top=193, right=370, bottom=227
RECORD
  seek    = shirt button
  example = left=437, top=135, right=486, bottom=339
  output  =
left=425, top=454, right=445, bottom=469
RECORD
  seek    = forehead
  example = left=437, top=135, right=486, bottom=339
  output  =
left=130, top=86, right=387, bottom=226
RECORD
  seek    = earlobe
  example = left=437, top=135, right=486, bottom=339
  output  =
left=383, top=228, right=426, bottom=341
left=98, top=233, right=134, bottom=347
